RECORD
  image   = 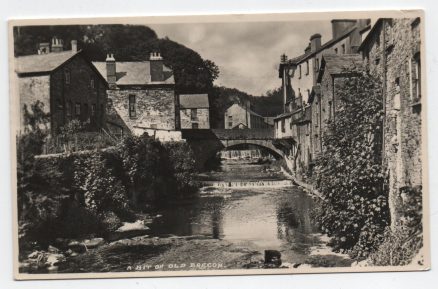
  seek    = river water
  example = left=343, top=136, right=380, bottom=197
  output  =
left=55, top=157, right=353, bottom=273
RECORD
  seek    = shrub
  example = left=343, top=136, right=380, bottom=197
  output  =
left=73, top=153, right=129, bottom=216
left=369, top=186, right=423, bottom=265
left=312, top=72, right=389, bottom=258
left=164, top=141, right=198, bottom=197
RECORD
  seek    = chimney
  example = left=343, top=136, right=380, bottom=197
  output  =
left=38, top=42, right=50, bottom=54
left=331, top=19, right=357, bottom=39
left=71, top=40, right=78, bottom=53
left=150, top=52, right=164, bottom=82
left=106, top=53, right=117, bottom=89
left=310, top=33, right=322, bottom=52
left=51, top=37, right=64, bottom=53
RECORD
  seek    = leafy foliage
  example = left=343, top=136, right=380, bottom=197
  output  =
left=369, top=186, right=423, bottom=265
left=73, top=153, right=129, bottom=216
left=312, top=73, right=389, bottom=258
left=118, top=133, right=198, bottom=205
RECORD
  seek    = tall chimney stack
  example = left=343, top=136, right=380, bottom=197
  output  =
left=51, top=37, right=64, bottom=53
left=150, top=52, right=164, bottom=82
left=106, top=53, right=117, bottom=89
left=310, top=33, right=322, bottom=52
left=331, top=19, right=357, bottom=39
left=71, top=40, right=78, bottom=53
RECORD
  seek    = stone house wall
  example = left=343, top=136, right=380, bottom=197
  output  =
left=18, top=75, right=51, bottom=130
left=50, top=55, right=107, bottom=133
left=18, top=55, right=107, bottom=134
left=180, top=108, right=210, bottom=129
left=361, top=18, right=423, bottom=227
left=107, top=87, right=176, bottom=134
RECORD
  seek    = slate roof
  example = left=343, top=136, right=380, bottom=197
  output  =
left=317, top=54, right=363, bottom=82
left=92, top=61, right=174, bottom=85
left=278, top=21, right=371, bottom=77
left=15, top=50, right=80, bottom=74
left=179, top=94, right=210, bottom=109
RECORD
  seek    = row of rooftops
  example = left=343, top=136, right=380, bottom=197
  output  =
left=279, top=19, right=371, bottom=77
left=15, top=37, right=174, bottom=86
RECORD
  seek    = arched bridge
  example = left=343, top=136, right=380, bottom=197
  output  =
left=181, top=129, right=293, bottom=169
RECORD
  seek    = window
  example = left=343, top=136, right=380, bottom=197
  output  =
left=281, top=119, right=285, bottom=133
left=334, top=48, right=338, bottom=54
left=64, top=68, right=71, bottom=84
left=84, top=103, right=88, bottom=118
left=315, top=58, right=320, bottom=72
left=129, top=95, right=136, bottom=118
left=341, top=44, right=346, bottom=54
left=299, top=65, right=302, bottom=78
left=328, top=101, right=333, bottom=121
left=414, top=53, right=421, bottom=101
left=90, top=77, right=95, bottom=88
left=91, top=104, right=96, bottom=116
left=66, top=101, right=71, bottom=117
left=228, top=122, right=233, bottom=128
left=306, top=61, right=309, bottom=75
left=192, top=123, right=199, bottom=129
left=191, top=108, right=198, bottom=121
left=75, top=103, right=81, bottom=116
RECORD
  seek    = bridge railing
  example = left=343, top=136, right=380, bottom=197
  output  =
left=181, top=128, right=274, bottom=140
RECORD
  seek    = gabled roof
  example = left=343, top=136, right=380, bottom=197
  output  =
left=317, top=54, right=364, bottom=82
left=92, top=61, right=174, bottom=86
left=15, top=50, right=81, bottom=74
left=226, top=103, right=263, bottom=118
left=179, top=94, right=209, bottom=109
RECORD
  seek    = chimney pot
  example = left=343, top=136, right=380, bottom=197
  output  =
left=51, top=36, right=64, bottom=53
left=71, top=40, right=78, bottom=52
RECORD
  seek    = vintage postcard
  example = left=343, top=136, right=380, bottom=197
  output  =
left=9, top=10, right=429, bottom=280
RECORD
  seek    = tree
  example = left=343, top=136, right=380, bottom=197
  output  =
left=312, top=72, right=389, bottom=258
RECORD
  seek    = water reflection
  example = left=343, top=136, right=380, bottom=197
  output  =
left=149, top=187, right=317, bottom=254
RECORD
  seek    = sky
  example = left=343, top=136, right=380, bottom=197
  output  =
left=149, top=21, right=332, bottom=96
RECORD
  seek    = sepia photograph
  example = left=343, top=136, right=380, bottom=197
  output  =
left=9, top=10, right=429, bottom=279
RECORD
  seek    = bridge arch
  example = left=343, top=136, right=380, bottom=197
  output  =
left=220, top=139, right=286, bottom=159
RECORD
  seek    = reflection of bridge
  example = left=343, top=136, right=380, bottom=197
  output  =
left=182, top=129, right=292, bottom=169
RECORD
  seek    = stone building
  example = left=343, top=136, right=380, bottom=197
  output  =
left=358, top=17, right=423, bottom=227
left=224, top=102, right=273, bottom=129
left=15, top=37, right=108, bottom=134
left=311, top=54, right=364, bottom=156
left=179, top=94, right=210, bottom=129
left=275, top=19, right=370, bottom=175
left=92, top=52, right=181, bottom=141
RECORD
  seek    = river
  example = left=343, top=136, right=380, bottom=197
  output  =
left=55, top=157, right=353, bottom=273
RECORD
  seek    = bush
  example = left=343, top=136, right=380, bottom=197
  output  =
left=312, top=72, right=389, bottom=258
left=118, top=133, right=199, bottom=205
left=164, top=141, right=198, bottom=197
left=369, top=186, right=423, bottom=265
left=73, top=153, right=129, bottom=216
